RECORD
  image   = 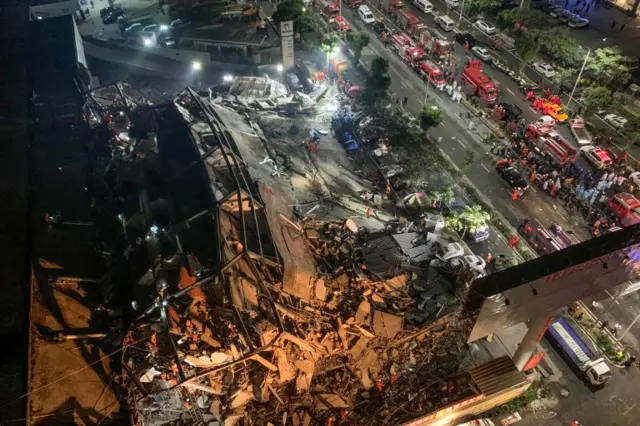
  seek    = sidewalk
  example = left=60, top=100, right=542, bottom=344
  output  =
left=571, top=301, right=628, bottom=367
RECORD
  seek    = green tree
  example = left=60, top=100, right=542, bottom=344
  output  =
left=625, top=118, right=640, bottom=148
left=272, top=0, right=315, bottom=33
left=494, top=255, right=518, bottom=271
left=345, top=32, right=371, bottom=67
left=514, top=32, right=539, bottom=72
left=551, top=67, right=578, bottom=90
left=358, top=57, right=391, bottom=114
left=538, top=28, right=581, bottom=68
left=585, top=47, right=632, bottom=88
left=420, top=106, right=443, bottom=131
left=428, top=186, right=456, bottom=207
left=445, top=205, right=491, bottom=238
left=579, top=86, right=613, bottom=113
left=320, top=35, right=341, bottom=60
left=463, top=0, right=500, bottom=17
left=497, top=9, right=548, bottom=32
left=404, top=143, right=441, bottom=187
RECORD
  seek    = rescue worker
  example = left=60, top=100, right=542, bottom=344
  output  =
left=507, top=234, right=520, bottom=248
left=486, top=253, right=492, bottom=264
left=464, top=42, right=469, bottom=53
left=511, top=189, right=519, bottom=201
left=525, top=90, right=534, bottom=101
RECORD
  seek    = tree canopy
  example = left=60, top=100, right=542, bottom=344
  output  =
left=272, top=0, right=315, bottom=33
left=625, top=118, right=640, bottom=146
left=420, top=106, right=443, bottom=131
left=358, top=57, right=391, bottom=114
left=537, top=28, right=582, bottom=68
left=497, top=8, right=549, bottom=32
left=514, top=32, right=539, bottom=72
left=428, top=186, right=456, bottom=206
left=463, top=0, right=500, bottom=17
left=585, top=47, right=632, bottom=88
left=346, top=32, right=371, bottom=66
left=445, top=205, right=491, bottom=235
left=579, top=86, right=613, bottom=112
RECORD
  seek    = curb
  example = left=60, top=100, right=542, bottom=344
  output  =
left=572, top=301, right=628, bottom=368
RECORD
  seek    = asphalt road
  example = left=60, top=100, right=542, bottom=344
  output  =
left=359, top=0, right=639, bottom=153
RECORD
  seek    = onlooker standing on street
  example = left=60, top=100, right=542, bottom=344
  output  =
left=90, top=0, right=94, bottom=7
left=611, top=20, right=616, bottom=29
left=402, top=96, right=408, bottom=106
left=620, top=24, right=626, bottom=32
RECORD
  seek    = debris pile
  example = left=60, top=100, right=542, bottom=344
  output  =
left=120, top=87, right=479, bottom=426
left=124, top=215, right=474, bottom=426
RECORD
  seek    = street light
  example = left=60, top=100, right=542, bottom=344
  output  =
left=458, top=0, right=465, bottom=22
left=276, top=64, right=284, bottom=72
left=223, top=74, right=234, bottom=82
left=567, top=39, right=606, bottom=110
left=192, top=60, right=202, bottom=71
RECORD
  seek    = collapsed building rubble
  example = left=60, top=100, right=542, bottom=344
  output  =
left=90, top=85, right=531, bottom=426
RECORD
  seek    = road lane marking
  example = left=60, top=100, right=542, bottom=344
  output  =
left=605, top=290, right=620, bottom=303
left=455, top=138, right=466, bottom=148
left=506, top=88, right=515, bottom=95
left=401, top=82, right=410, bottom=89
left=481, top=164, right=490, bottom=173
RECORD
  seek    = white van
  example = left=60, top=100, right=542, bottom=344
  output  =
left=435, top=15, right=455, bottom=31
left=413, top=0, right=434, bottom=13
left=358, top=5, right=376, bottom=24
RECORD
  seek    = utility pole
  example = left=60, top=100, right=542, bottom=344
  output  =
left=567, top=48, right=590, bottom=110
left=458, top=0, right=465, bottom=21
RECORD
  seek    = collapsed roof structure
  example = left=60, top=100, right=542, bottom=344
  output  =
left=88, top=86, right=529, bottom=426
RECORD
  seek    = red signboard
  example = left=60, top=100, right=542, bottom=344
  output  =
left=523, top=352, right=546, bottom=371
left=535, top=317, right=553, bottom=342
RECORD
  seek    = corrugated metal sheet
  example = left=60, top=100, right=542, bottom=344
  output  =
left=391, top=232, right=421, bottom=251
left=468, top=356, right=526, bottom=396
left=363, top=236, right=398, bottom=254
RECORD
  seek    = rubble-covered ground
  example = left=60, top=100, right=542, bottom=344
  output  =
left=87, top=81, right=500, bottom=426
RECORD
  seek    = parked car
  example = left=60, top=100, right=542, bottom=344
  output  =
left=604, top=113, right=628, bottom=129
left=435, top=15, right=455, bottom=31
left=124, top=23, right=143, bottom=38
left=100, top=6, right=122, bottom=17
left=548, top=5, right=564, bottom=16
left=558, top=10, right=576, bottom=23
left=142, top=24, right=159, bottom=33
left=581, top=146, right=614, bottom=169
left=159, top=35, right=175, bottom=47
left=499, top=102, right=523, bottom=121
left=532, top=61, right=556, bottom=78
left=102, top=9, right=125, bottom=24
left=568, top=16, right=589, bottom=28
left=445, top=0, right=460, bottom=7
left=414, top=0, right=434, bottom=13
left=471, top=46, right=492, bottom=61
left=496, top=164, right=529, bottom=190
left=358, top=5, right=376, bottom=24
left=454, top=32, right=476, bottom=47
left=474, top=20, right=497, bottom=34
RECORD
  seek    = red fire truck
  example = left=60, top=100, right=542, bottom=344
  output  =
left=529, top=221, right=577, bottom=254
left=418, top=30, right=452, bottom=59
left=419, top=60, right=445, bottom=88
left=525, top=122, right=556, bottom=144
left=381, top=0, right=404, bottom=14
left=608, top=193, right=640, bottom=227
left=390, top=33, right=413, bottom=53
left=536, top=134, right=577, bottom=165
left=333, top=15, right=352, bottom=31
left=319, top=0, right=339, bottom=22
left=461, top=60, right=498, bottom=105
left=401, top=45, right=425, bottom=66
left=397, top=9, right=427, bottom=38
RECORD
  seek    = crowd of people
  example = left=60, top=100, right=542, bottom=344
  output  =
left=488, top=116, right=636, bottom=237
